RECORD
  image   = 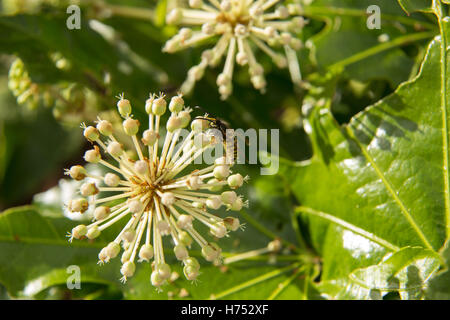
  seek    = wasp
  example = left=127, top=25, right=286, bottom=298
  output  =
left=194, top=113, right=239, bottom=164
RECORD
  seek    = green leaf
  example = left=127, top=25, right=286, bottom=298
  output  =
left=397, top=0, right=434, bottom=14
left=319, top=247, right=440, bottom=299
left=278, top=16, right=450, bottom=298
left=427, top=240, right=450, bottom=299
left=0, top=206, right=122, bottom=297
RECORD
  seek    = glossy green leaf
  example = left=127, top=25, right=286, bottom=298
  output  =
left=319, top=247, right=440, bottom=299
left=397, top=0, right=434, bottom=13
left=278, top=16, right=450, bottom=298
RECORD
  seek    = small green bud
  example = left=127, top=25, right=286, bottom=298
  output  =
left=87, top=225, right=101, bottom=239
left=96, top=120, right=113, bottom=136
left=71, top=224, right=87, bottom=239
left=169, top=95, right=184, bottom=112
left=123, top=118, right=140, bottom=136
left=117, top=98, right=131, bottom=117
left=83, top=126, right=100, bottom=141
left=152, top=97, right=167, bottom=116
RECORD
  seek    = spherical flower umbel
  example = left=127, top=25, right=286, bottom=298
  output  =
left=65, top=92, right=248, bottom=288
left=163, top=0, right=306, bottom=100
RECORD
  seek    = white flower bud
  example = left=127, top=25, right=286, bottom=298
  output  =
left=229, top=197, right=245, bottom=211
left=161, top=192, right=176, bottom=206
left=202, top=22, right=215, bottom=35
left=104, top=173, right=120, bottom=187
left=187, top=175, right=203, bottom=190
left=83, top=126, right=99, bottom=141
left=123, top=118, right=140, bottom=136
left=224, top=217, right=240, bottom=231
left=179, top=28, right=193, bottom=41
left=166, top=115, right=182, bottom=132
left=201, top=49, right=214, bottom=62
left=174, top=244, right=189, bottom=260
left=189, top=0, right=202, bottom=8
left=267, top=239, right=282, bottom=252
left=106, top=242, right=120, bottom=258
left=220, top=0, right=231, bottom=11
left=234, top=24, right=247, bottom=36
left=215, top=156, right=228, bottom=166
left=192, top=201, right=205, bottom=210
left=87, top=225, right=101, bottom=239
left=169, top=95, right=184, bottom=112
left=227, top=173, right=244, bottom=188
left=68, top=198, right=89, bottom=213
left=138, top=244, right=154, bottom=262
left=179, top=231, right=193, bottom=247
left=236, top=51, right=248, bottom=65
left=191, top=118, right=208, bottom=132
left=290, top=38, right=303, bottom=50
left=178, top=111, right=191, bottom=128
left=280, top=32, right=292, bottom=45
left=84, top=147, right=101, bottom=163
left=134, top=160, right=148, bottom=175
left=157, top=263, right=171, bottom=280
left=206, top=195, right=222, bottom=210
left=167, top=8, right=183, bottom=25
left=249, top=5, right=263, bottom=17
left=121, top=248, right=132, bottom=263
left=80, top=182, right=99, bottom=196
left=142, top=129, right=159, bottom=146
left=213, top=165, right=230, bottom=180
left=216, top=73, right=229, bottom=86
left=94, top=206, right=110, bottom=221
left=121, top=228, right=136, bottom=243
left=98, top=247, right=108, bottom=262
left=201, top=243, right=221, bottom=262
left=184, top=256, right=200, bottom=269
left=157, top=220, right=171, bottom=235
left=276, top=5, right=289, bottom=18
left=67, top=165, right=86, bottom=181
left=183, top=264, right=199, bottom=280
left=210, top=222, right=227, bottom=238
left=207, top=178, right=223, bottom=192
left=107, top=141, right=123, bottom=157
left=221, top=191, right=237, bottom=205
left=128, top=199, right=144, bottom=213
left=121, top=261, right=136, bottom=278
left=117, top=98, right=131, bottom=117
left=151, top=270, right=165, bottom=287
left=177, top=214, right=194, bottom=229
left=250, top=64, right=264, bottom=76
left=97, top=120, right=113, bottom=136
left=152, top=97, right=167, bottom=115
left=251, top=75, right=266, bottom=90
left=71, top=224, right=87, bottom=239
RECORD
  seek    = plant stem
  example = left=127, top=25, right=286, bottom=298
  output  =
left=329, top=31, right=436, bottom=71
left=210, top=263, right=300, bottom=299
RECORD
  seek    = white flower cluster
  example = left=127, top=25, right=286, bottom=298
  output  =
left=163, top=0, right=306, bottom=100
left=65, top=93, right=248, bottom=288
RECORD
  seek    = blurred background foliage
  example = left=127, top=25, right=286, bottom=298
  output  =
left=0, top=0, right=448, bottom=300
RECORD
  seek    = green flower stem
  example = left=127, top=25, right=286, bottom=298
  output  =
left=267, top=265, right=305, bottom=300
left=239, top=209, right=301, bottom=252
left=301, top=6, right=437, bottom=30
left=101, top=4, right=155, bottom=21
left=329, top=31, right=436, bottom=71
left=210, top=262, right=301, bottom=300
